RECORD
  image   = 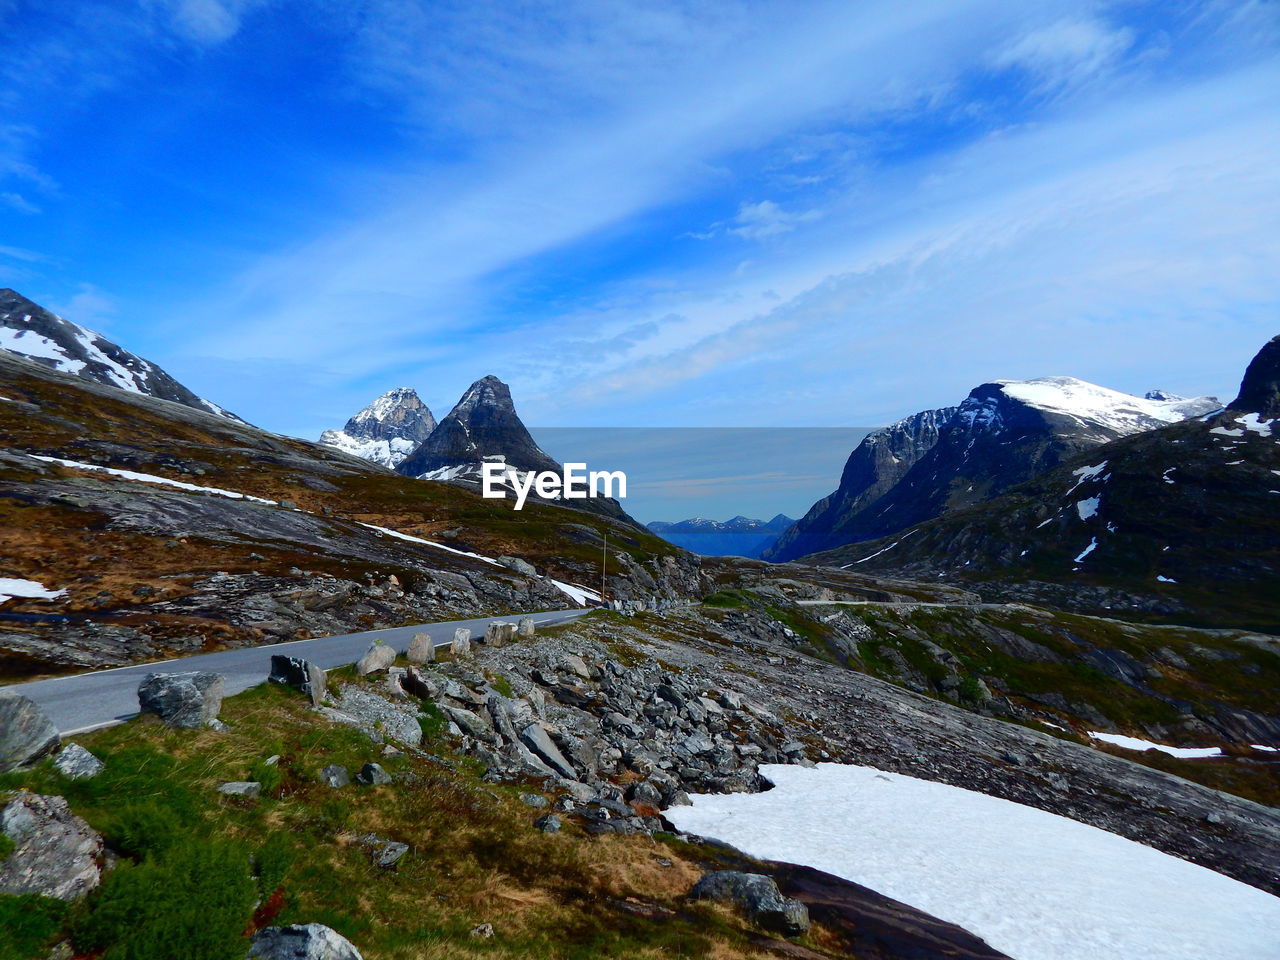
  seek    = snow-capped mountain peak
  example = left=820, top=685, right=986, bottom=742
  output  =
left=0, top=288, right=241, bottom=421
left=318, top=387, right=436, bottom=469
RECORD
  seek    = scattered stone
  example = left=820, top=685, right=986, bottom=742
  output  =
left=137, top=671, right=225, bottom=728
left=371, top=840, right=408, bottom=868
left=519, top=793, right=549, bottom=809
left=518, top=723, right=577, bottom=779
left=562, top=655, right=591, bottom=680
left=249, top=923, right=363, bottom=960
left=469, top=923, right=495, bottom=939
left=498, top=556, right=537, bottom=577
left=400, top=665, right=440, bottom=701
left=269, top=655, right=327, bottom=706
left=518, top=617, right=536, bottom=638
left=451, top=628, right=472, bottom=656
left=356, top=762, right=392, bottom=785
left=381, top=744, right=403, bottom=758
left=321, top=764, right=350, bottom=787
left=690, top=871, right=810, bottom=936
left=407, top=632, right=435, bottom=664
left=333, top=686, right=423, bottom=746
left=218, top=781, right=262, bottom=799
left=356, top=641, right=396, bottom=676
left=0, top=694, right=60, bottom=773
left=534, top=814, right=561, bottom=834
left=0, top=794, right=103, bottom=900
left=264, top=755, right=281, bottom=766
left=53, top=744, right=104, bottom=780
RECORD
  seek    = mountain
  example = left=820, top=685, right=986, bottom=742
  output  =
left=396, top=375, right=561, bottom=482
left=766, top=377, right=1220, bottom=563
left=648, top=514, right=794, bottom=558
left=803, top=337, right=1279, bottom=631
left=0, top=288, right=241, bottom=421
left=318, top=387, right=436, bottom=468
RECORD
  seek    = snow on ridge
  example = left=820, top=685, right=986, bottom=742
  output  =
left=318, top=428, right=417, bottom=469
left=667, top=763, right=1280, bottom=960
left=1088, top=731, right=1220, bottom=759
left=0, top=577, right=66, bottom=605
left=995, top=376, right=1218, bottom=435
left=34, top=456, right=281, bottom=503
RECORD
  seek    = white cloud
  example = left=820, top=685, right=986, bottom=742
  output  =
left=0, top=191, right=40, bottom=215
left=148, top=0, right=271, bottom=45
left=993, top=17, right=1135, bottom=94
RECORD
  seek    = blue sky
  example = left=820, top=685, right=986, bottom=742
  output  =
left=2, top=0, right=1278, bottom=446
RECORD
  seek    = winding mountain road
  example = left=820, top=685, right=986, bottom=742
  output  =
left=8, top=608, right=591, bottom=735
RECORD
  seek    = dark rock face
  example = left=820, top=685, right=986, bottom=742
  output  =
left=0, top=288, right=241, bottom=421
left=690, top=870, right=810, bottom=936
left=269, top=655, right=327, bottom=706
left=0, top=693, right=60, bottom=772
left=1229, top=334, right=1280, bottom=419
left=137, top=671, right=225, bottom=728
left=766, top=407, right=954, bottom=561
left=0, top=793, right=103, bottom=900
left=397, top=375, right=560, bottom=480
left=341, top=388, right=435, bottom=444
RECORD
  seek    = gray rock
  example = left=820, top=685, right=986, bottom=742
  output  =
left=356, top=641, right=396, bottom=676
left=321, top=764, right=350, bottom=787
left=0, top=694, right=60, bottom=773
left=518, top=723, right=577, bottom=779
left=0, top=793, right=102, bottom=900
left=534, top=814, right=561, bottom=833
left=484, top=621, right=516, bottom=648
left=218, top=781, right=261, bottom=798
left=562, top=654, right=591, bottom=680
left=249, top=923, right=363, bottom=960
left=400, top=666, right=440, bottom=701
left=498, top=556, right=537, bottom=577
left=371, top=840, right=408, bottom=868
left=269, top=655, right=327, bottom=706
left=406, top=632, right=435, bottom=664
left=53, top=744, right=104, bottom=780
left=356, top=762, right=392, bottom=785
left=137, top=671, right=225, bottom=728
left=518, top=617, right=536, bottom=638
left=690, top=871, right=810, bottom=936
left=333, top=686, right=423, bottom=746
left=469, top=923, right=495, bottom=939
left=519, top=793, right=549, bottom=809
left=451, top=628, right=472, bottom=656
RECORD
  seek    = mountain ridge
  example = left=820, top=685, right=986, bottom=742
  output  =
left=319, top=387, right=436, bottom=468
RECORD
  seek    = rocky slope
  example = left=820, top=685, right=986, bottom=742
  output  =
left=648, top=515, right=794, bottom=558
left=0, top=288, right=241, bottom=422
left=804, top=336, right=1280, bottom=631
left=0, top=350, right=688, bottom=678
left=318, top=387, right=436, bottom=468
left=767, top=379, right=1219, bottom=563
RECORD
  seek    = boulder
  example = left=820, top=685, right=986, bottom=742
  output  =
left=518, top=723, right=577, bottom=779
left=497, top=556, right=537, bottom=577
left=451, top=628, right=472, bottom=656
left=52, top=744, right=104, bottom=780
left=356, top=641, right=396, bottom=676
left=400, top=666, right=439, bottom=701
left=406, top=632, right=435, bottom=664
left=269, top=655, right=327, bottom=706
left=484, top=621, right=516, bottom=648
left=518, top=617, right=536, bottom=638
left=333, top=687, right=423, bottom=746
left=0, top=694, right=60, bottom=773
left=218, top=781, right=262, bottom=798
left=355, top=763, right=392, bottom=785
left=371, top=840, right=408, bottom=868
left=321, top=764, right=350, bottom=788
left=534, top=814, right=561, bottom=834
left=0, top=794, right=103, bottom=900
left=690, top=871, right=810, bottom=936
left=249, top=923, right=363, bottom=960
left=137, top=671, right=225, bottom=728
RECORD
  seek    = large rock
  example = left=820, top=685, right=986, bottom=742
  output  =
left=498, top=556, right=537, bottom=577
left=332, top=686, right=423, bottom=746
left=484, top=621, right=516, bottom=648
left=518, top=617, right=536, bottom=638
left=0, top=793, right=103, bottom=900
left=518, top=723, right=577, bottom=779
left=356, top=641, right=396, bottom=676
left=451, top=628, right=472, bottom=656
left=406, top=632, right=435, bottom=664
left=0, top=694, right=60, bottom=773
left=269, top=655, right=327, bottom=706
left=137, top=671, right=225, bottom=728
left=53, top=743, right=104, bottom=780
left=691, top=871, right=810, bottom=936
left=249, top=923, right=363, bottom=960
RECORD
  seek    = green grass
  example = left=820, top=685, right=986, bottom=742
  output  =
left=0, top=895, right=68, bottom=960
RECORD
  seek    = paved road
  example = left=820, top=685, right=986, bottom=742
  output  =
left=9, top=608, right=590, bottom=735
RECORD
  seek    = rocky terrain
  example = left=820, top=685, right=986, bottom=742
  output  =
left=767, top=378, right=1218, bottom=563
left=0, top=289, right=241, bottom=422
left=808, top=336, right=1280, bottom=632
left=318, top=388, right=437, bottom=469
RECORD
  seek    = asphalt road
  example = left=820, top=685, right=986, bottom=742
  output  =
left=8, top=608, right=591, bottom=735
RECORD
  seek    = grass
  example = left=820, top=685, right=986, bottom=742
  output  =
left=0, top=678, right=815, bottom=960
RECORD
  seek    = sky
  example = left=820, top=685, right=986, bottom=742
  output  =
left=2, top=1, right=1279, bottom=452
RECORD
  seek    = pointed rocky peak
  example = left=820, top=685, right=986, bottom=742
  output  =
left=1229, top=335, right=1280, bottom=420
left=343, top=387, right=436, bottom=442
left=0, top=288, right=241, bottom=421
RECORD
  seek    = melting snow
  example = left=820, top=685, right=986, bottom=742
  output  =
left=1088, top=732, right=1221, bottom=759
left=0, top=578, right=66, bottom=605
left=1075, top=497, right=1100, bottom=521
left=853, top=530, right=917, bottom=564
left=1067, top=461, right=1108, bottom=494
left=1156, top=575, right=1177, bottom=583
left=667, top=763, right=1279, bottom=960
left=35, top=457, right=279, bottom=503
left=1073, top=538, right=1098, bottom=562
left=1210, top=426, right=1244, bottom=438
left=1238, top=413, right=1275, bottom=437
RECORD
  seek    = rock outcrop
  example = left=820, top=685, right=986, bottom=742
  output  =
left=0, top=693, right=60, bottom=773
left=690, top=871, right=810, bottom=936
left=249, top=923, right=363, bottom=960
left=137, top=671, right=225, bottom=728
left=0, top=793, right=103, bottom=900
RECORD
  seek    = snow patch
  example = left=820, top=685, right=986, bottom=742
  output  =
left=1075, top=497, right=1100, bottom=521
left=1088, top=732, right=1221, bottom=759
left=0, top=577, right=66, bottom=605
left=1156, top=575, right=1178, bottom=583
left=34, top=457, right=279, bottom=503
left=1073, top=538, right=1098, bottom=562
left=666, top=763, right=1279, bottom=960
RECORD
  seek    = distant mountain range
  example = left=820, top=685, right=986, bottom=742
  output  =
left=766, top=376, right=1220, bottom=562
left=801, top=339, right=1279, bottom=630
left=648, top=514, right=795, bottom=558
left=0, top=288, right=241, bottom=421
